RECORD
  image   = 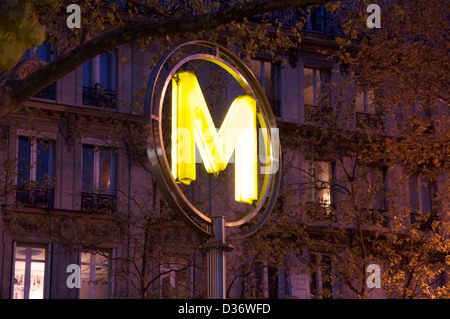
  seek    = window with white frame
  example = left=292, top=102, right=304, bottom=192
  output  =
left=82, top=52, right=117, bottom=108
left=12, top=243, right=50, bottom=299
left=355, top=89, right=375, bottom=114
left=304, top=67, right=330, bottom=107
left=24, top=43, right=56, bottom=100
left=409, top=176, right=438, bottom=227
left=305, top=160, right=332, bottom=206
left=16, top=135, right=55, bottom=208
left=79, top=251, right=112, bottom=299
left=160, top=262, right=192, bottom=298
left=81, top=144, right=117, bottom=212
left=82, top=144, right=117, bottom=195
left=309, top=253, right=333, bottom=299
left=250, top=59, right=281, bottom=117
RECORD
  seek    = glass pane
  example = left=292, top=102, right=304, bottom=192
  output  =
left=99, top=149, right=112, bottom=194
left=355, top=92, right=365, bottom=113
left=81, top=252, right=91, bottom=264
left=29, top=261, right=45, bottom=299
left=317, top=162, right=331, bottom=204
left=83, top=60, right=93, bottom=88
left=409, top=176, right=419, bottom=213
left=13, top=261, right=25, bottom=299
left=366, top=90, right=375, bottom=114
left=82, top=145, right=94, bottom=192
left=421, top=178, right=432, bottom=212
left=304, top=68, right=314, bottom=105
left=36, top=141, right=50, bottom=185
left=100, top=53, right=114, bottom=90
left=80, top=263, right=91, bottom=299
left=18, top=137, right=31, bottom=185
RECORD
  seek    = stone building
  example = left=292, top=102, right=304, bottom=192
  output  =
left=0, top=3, right=447, bottom=299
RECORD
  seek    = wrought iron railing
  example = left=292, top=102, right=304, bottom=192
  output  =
left=250, top=5, right=344, bottom=36
left=82, top=86, right=117, bottom=109
left=361, top=208, right=388, bottom=227
left=16, top=186, right=54, bottom=209
left=305, top=202, right=335, bottom=221
left=356, top=112, right=383, bottom=129
left=305, top=104, right=333, bottom=122
left=411, top=212, right=439, bottom=231
left=33, top=82, right=56, bottom=100
left=81, top=192, right=116, bottom=213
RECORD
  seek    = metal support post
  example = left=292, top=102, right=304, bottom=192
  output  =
left=201, top=216, right=233, bottom=299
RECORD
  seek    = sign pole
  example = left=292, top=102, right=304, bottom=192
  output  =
left=201, top=216, right=233, bottom=299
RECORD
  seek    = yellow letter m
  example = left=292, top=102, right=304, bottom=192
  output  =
left=171, top=71, right=257, bottom=204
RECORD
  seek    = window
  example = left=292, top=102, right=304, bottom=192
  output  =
left=12, top=243, right=49, bottom=299
left=304, top=67, right=331, bottom=122
left=82, top=52, right=117, bottom=108
left=81, top=145, right=117, bottom=212
left=16, top=136, right=55, bottom=208
left=305, top=160, right=334, bottom=220
left=409, top=176, right=438, bottom=229
left=310, top=254, right=333, bottom=299
left=355, top=89, right=381, bottom=128
left=251, top=59, right=281, bottom=117
left=359, top=166, right=388, bottom=226
left=24, top=43, right=56, bottom=100
left=160, top=262, right=192, bottom=298
left=80, top=252, right=112, bottom=299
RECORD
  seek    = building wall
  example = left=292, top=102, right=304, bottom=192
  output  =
left=0, top=33, right=447, bottom=299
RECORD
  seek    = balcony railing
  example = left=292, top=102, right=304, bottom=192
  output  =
left=250, top=5, right=344, bottom=36
left=362, top=208, right=388, bottom=227
left=33, top=82, right=56, bottom=100
left=356, top=112, right=383, bottom=129
left=81, top=192, right=116, bottom=213
left=305, top=104, right=333, bottom=123
left=16, top=186, right=54, bottom=209
left=411, top=212, right=439, bottom=231
left=83, top=86, right=117, bottom=109
left=305, top=202, right=335, bottom=221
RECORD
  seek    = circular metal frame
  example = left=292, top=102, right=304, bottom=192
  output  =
left=144, top=41, right=281, bottom=239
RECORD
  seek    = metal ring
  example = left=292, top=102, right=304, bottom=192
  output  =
left=144, top=41, right=281, bottom=239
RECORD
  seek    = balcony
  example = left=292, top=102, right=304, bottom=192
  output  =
left=81, top=192, right=116, bottom=213
left=356, top=112, right=383, bottom=129
left=305, top=202, right=335, bottom=221
left=33, top=82, right=56, bottom=100
left=305, top=104, right=333, bottom=123
left=82, top=86, right=117, bottom=109
left=361, top=208, right=388, bottom=227
left=16, top=186, right=54, bottom=209
left=250, top=5, right=344, bottom=37
left=411, top=212, right=439, bottom=231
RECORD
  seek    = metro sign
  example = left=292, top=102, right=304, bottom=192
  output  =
left=171, top=71, right=257, bottom=204
left=145, top=41, right=281, bottom=238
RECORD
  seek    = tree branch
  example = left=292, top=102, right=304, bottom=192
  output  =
left=0, top=0, right=330, bottom=118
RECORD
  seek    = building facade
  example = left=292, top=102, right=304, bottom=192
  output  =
left=0, top=4, right=447, bottom=299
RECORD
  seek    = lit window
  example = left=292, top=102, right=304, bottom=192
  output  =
left=82, top=145, right=116, bottom=195
left=80, top=252, right=111, bottom=299
left=305, top=160, right=332, bottom=206
left=12, top=244, right=48, bottom=299
left=304, top=67, right=330, bottom=106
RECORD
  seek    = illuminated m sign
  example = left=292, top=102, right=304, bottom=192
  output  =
left=172, top=71, right=257, bottom=204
